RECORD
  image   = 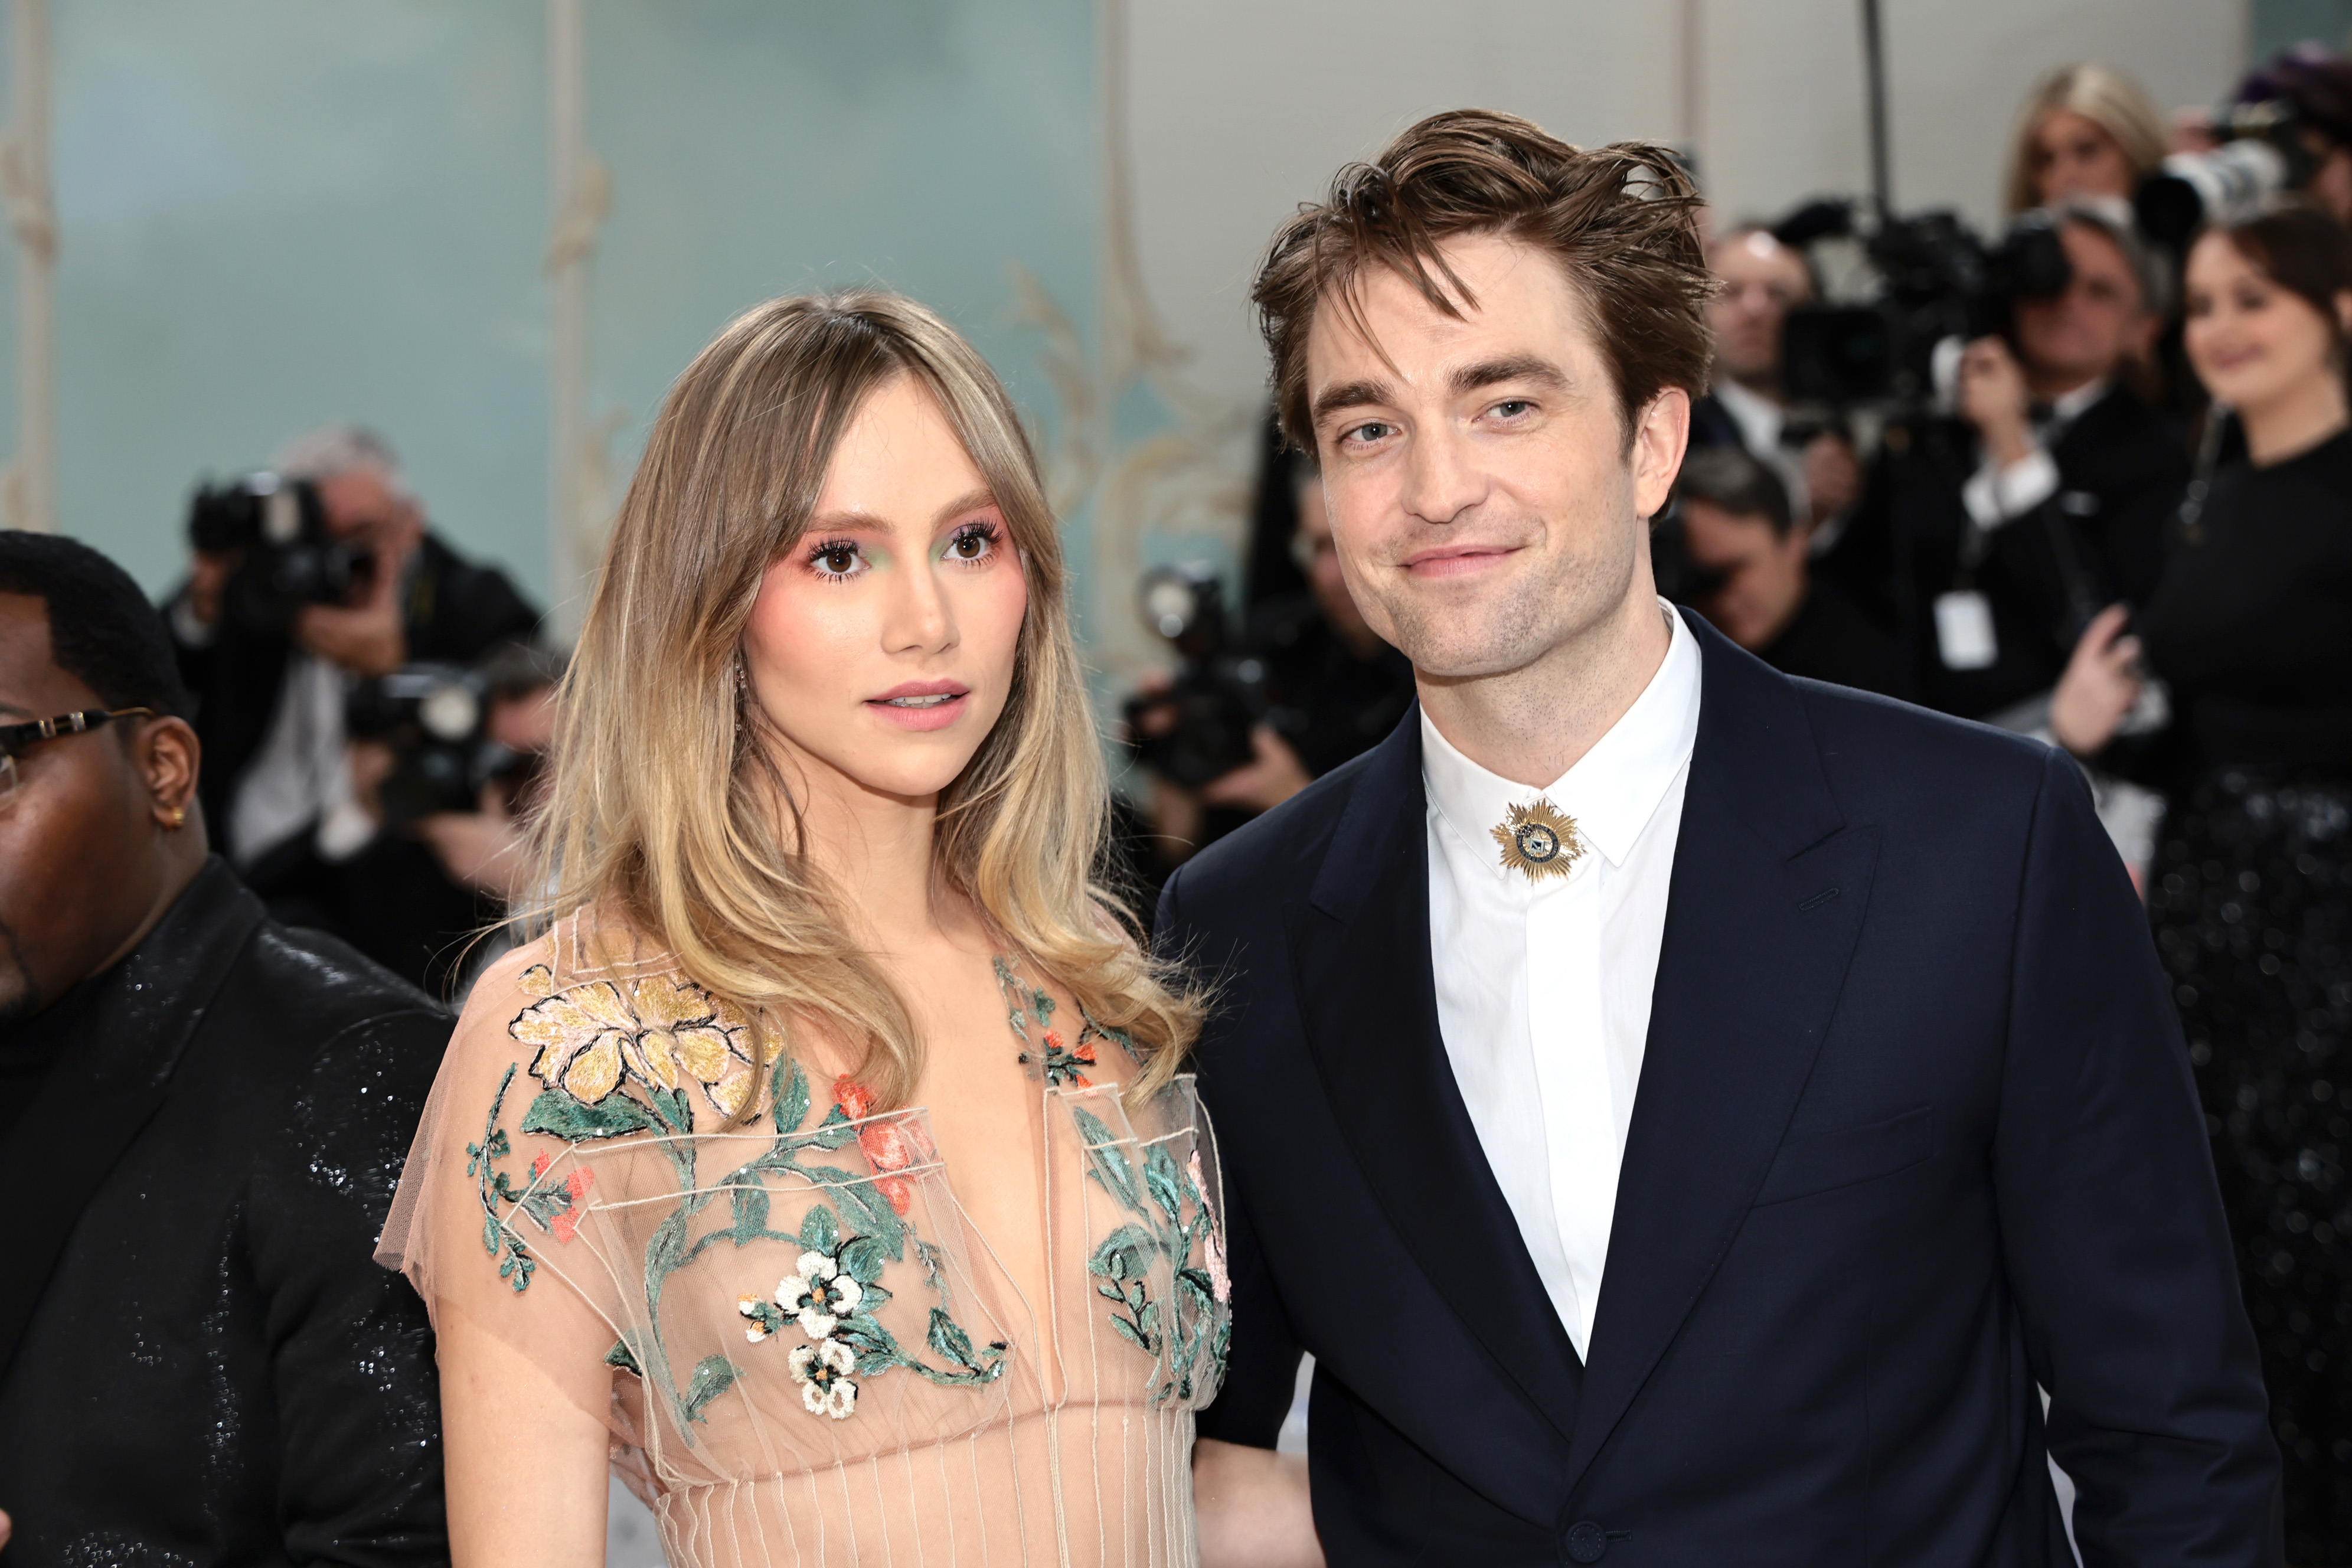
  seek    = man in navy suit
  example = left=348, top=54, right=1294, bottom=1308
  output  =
left=1162, top=110, right=2279, bottom=1566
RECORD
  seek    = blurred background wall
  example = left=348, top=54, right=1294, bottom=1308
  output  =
left=0, top=0, right=2295, bottom=669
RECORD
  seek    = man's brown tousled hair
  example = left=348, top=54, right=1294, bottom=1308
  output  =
left=1253, top=109, right=1716, bottom=452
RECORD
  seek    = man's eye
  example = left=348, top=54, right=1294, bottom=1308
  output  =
left=1344, top=421, right=1394, bottom=446
left=1490, top=400, right=1534, bottom=420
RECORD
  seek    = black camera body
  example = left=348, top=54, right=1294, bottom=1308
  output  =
left=345, top=663, right=532, bottom=824
left=187, top=471, right=364, bottom=632
left=1122, top=563, right=1272, bottom=789
left=1779, top=205, right=2072, bottom=410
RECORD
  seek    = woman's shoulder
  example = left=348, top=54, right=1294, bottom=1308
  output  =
left=452, top=914, right=778, bottom=1133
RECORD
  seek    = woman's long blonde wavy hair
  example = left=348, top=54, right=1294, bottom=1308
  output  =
left=522, top=290, right=1201, bottom=1113
left=2005, top=63, right=2171, bottom=216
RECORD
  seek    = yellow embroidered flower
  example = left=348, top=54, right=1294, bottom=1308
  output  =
left=509, top=969, right=773, bottom=1118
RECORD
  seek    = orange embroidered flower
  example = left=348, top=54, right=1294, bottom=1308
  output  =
left=833, top=1077, right=935, bottom=1216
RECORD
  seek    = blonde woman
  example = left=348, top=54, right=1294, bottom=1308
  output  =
left=2005, top=63, right=2170, bottom=215
left=378, top=293, right=1230, bottom=1566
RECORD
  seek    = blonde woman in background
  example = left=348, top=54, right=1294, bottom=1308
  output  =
left=2006, top=63, right=2171, bottom=214
left=378, top=292, right=1231, bottom=1566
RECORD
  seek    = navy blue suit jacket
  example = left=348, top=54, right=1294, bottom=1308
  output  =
left=1155, top=612, right=2279, bottom=1566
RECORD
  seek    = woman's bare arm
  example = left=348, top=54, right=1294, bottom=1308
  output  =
left=439, top=1306, right=612, bottom=1566
left=1194, top=1436, right=1322, bottom=1568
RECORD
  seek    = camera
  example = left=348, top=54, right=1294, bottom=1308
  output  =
left=1778, top=205, right=2073, bottom=410
left=2135, top=100, right=2314, bottom=247
left=187, top=471, right=365, bottom=632
left=1122, top=563, right=1272, bottom=789
left=345, top=661, right=540, bottom=824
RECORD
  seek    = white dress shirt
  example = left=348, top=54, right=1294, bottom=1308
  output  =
left=1422, top=603, right=1702, bottom=1360
left=1959, top=377, right=2108, bottom=530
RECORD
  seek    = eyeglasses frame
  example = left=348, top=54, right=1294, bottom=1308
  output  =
left=0, top=706, right=155, bottom=798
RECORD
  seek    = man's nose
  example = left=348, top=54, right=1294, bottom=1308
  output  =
left=1397, top=422, right=1484, bottom=525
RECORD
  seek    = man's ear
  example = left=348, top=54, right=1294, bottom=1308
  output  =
left=135, top=717, right=202, bottom=834
left=1632, top=387, right=1693, bottom=522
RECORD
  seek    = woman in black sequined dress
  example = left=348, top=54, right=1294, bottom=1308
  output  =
left=2055, top=202, right=2352, bottom=1562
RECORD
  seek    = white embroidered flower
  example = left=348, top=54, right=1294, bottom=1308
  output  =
left=789, top=1336, right=859, bottom=1419
left=775, top=1250, right=863, bottom=1340
left=738, top=1294, right=777, bottom=1343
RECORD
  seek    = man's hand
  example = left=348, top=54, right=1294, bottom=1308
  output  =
left=2050, top=604, right=2144, bottom=757
left=415, top=782, right=533, bottom=904
left=1195, top=1438, right=1321, bottom=1568
left=1200, top=727, right=1312, bottom=815
left=1956, top=336, right=2037, bottom=468
left=1801, top=432, right=1862, bottom=525
left=292, top=531, right=415, bottom=676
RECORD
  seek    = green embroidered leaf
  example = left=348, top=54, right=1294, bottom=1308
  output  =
left=605, top=1338, right=642, bottom=1375
left=1089, top=1223, right=1157, bottom=1283
left=521, top=1089, right=656, bottom=1141
left=1107, top=1314, right=1152, bottom=1353
left=645, top=1208, right=691, bottom=1290
left=1145, top=1142, right=1185, bottom=1226
left=809, top=1105, right=859, bottom=1150
left=772, top=1059, right=811, bottom=1136
left=1071, top=1108, right=1143, bottom=1213
left=681, top=1354, right=739, bottom=1422
left=1176, top=1266, right=1215, bottom=1312
left=927, top=1306, right=980, bottom=1370
left=839, top=1236, right=887, bottom=1286
left=481, top=1214, right=501, bottom=1256
left=649, top=1084, right=694, bottom=1136
left=729, top=1177, right=770, bottom=1244
left=1136, top=1300, right=1162, bottom=1337
left=857, top=1280, right=894, bottom=1311
left=799, top=1203, right=839, bottom=1256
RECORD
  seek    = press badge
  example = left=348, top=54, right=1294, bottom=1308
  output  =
left=1934, top=590, right=1998, bottom=669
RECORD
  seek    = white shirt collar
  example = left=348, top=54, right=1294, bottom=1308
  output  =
left=1710, top=377, right=1785, bottom=453
left=1420, top=602, right=1703, bottom=881
left=2046, top=376, right=2109, bottom=427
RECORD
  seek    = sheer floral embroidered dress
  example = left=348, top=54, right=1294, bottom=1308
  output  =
left=378, top=916, right=1229, bottom=1567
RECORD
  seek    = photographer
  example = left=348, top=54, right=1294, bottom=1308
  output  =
left=1692, top=223, right=1863, bottom=531
left=1128, top=453, right=1413, bottom=873
left=1667, top=445, right=1903, bottom=698
left=2232, top=45, right=2352, bottom=225
left=168, top=424, right=541, bottom=988
left=1822, top=201, right=2187, bottom=724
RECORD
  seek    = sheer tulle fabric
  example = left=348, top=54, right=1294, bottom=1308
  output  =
left=377, top=919, right=1229, bottom=1566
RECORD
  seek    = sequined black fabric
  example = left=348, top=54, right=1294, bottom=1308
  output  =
left=0, top=858, right=452, bottom=1565
left=2150, top=771, right=2351, bottom=1563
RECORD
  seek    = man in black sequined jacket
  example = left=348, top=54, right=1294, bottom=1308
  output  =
left=0, top=531, right=449, bottom=1565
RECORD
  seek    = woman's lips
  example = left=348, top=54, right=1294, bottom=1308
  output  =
left=866, top=682, right=971, bottom=731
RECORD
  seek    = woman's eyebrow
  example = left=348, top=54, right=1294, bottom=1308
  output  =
left=930, top=488, right=997, bottom=528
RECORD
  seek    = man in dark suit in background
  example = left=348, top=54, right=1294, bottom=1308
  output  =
left=0, top=531, right=448, bottom=1564
left=1164, top=111, right=2278, bottom=1566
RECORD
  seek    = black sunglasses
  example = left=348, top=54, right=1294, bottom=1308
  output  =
left=0, top=707, right=154, bottom=800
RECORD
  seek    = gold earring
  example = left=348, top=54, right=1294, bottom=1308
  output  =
left=166, top=805, right=188, bottom=831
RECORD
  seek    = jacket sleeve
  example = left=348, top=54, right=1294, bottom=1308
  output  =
left=1994, top=746, right=2282, bottom=1564
left=1155, top=867, right=1304, bottom=1451
left=251, top=1006, right=453, bottom=1567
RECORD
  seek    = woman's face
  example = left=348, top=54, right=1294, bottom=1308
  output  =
left=2029, top=109, right=2134, bottom=206
left=741, top=374, right=1029, bottom=806
left=2183, top=232, right=2346, bottom=413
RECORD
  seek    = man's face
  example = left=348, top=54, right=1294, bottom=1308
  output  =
left=318, top=465, right=424, bottom=556
left=1304, top=231, right=1685, bottom=682
left=0, top=594, right=168, bottom=1022
left=1678, top=499, right=1808, bottom=651
left=1707, top=229, right=1813, bottom=389
left=2013, top=223, right=2154, bottom=390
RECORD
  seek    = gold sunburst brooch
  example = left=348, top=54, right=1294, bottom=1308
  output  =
left=1490, top=797, right=1583, bottom=883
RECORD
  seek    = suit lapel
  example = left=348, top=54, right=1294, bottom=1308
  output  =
left=1563, top=618, right=1880, bottom=1495
left=1290, top=714, right=1585, bottom=1440
left=0, top=860, right=265, bottom=1379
